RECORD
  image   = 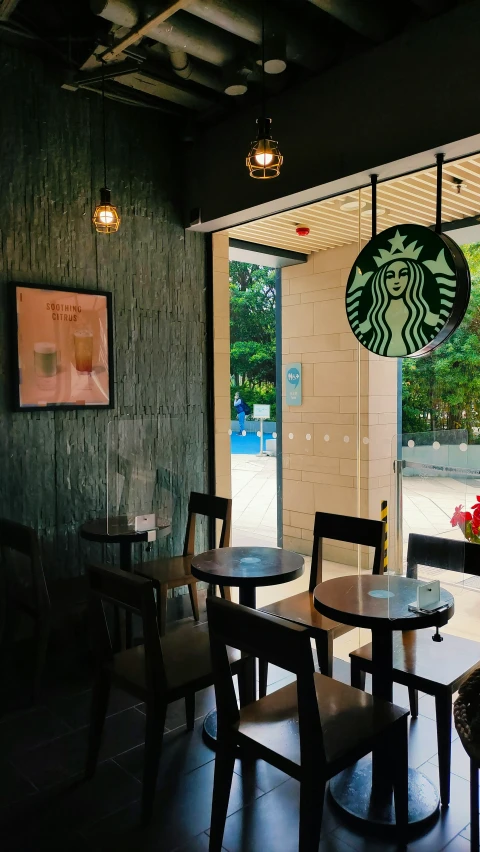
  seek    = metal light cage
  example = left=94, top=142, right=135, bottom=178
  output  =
left=246, top=119, right=283, bottom=179
left=93, top=187, right=120, bottom=234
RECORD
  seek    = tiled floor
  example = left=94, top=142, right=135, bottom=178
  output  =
left=0, top=594, right=477, bottom=852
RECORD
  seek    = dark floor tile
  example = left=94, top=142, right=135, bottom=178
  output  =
left=12, top=707, right=146, bottom=790
left=429, top=737, right=471, bottom=783
left=1, top=760, right=141, bottom=850
left=115, top=724, right=214, bottom=787
left=0, top=705, right=70, bottom=758
left=408, top=715, right=441, bottom=768
left=47, top=687, right=139, bottom=731
left=218, top=777, right=340, bottom=852
left=233, top=755, right=290, bottom=795
left=173, top=832, right=215, bottom=851
left=266, top=674, right=296, bottom=695
left=0, top=759, right=37, bottom=807
left=165, top=686, right=216, bottom=731
left=442, top=835, right=472, bottom=851
left=82, top=758, right=263, bottom=852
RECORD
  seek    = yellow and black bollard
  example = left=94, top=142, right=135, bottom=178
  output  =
left=381, top=500, right=388, bottom=572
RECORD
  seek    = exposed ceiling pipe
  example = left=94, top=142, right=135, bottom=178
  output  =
left=185, top=0, right=331, bottom=71
left=92, top=0, right=241, bottom=66
left=305, top=0, right=401, bottom=42
left=167, top=47, right=226, bottom=91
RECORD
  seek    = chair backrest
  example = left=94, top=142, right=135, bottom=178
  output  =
left=406, top=533, right=480, bottom=579
left=86, top=563, right=166, bottom=694
left=0, top=518, right=50, bottom=612
left=207, top=596, right=324, bottom=768
left=183, top=492, right=232, bottom=555
left=309, top=511, right=386, bottom=591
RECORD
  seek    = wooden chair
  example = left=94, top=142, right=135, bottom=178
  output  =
left=454, top=669, right=480, bottom=852
left=207, top=596, right=409, bottom=852
left=135, top=493, right=232, bottom=635
left=350, top=532, right=480, bottom=807
left=0, top=518, right=87, bottom=702
left=259, top=511, right=385, bottom=693
left=85, top=562, right=246, bottom=825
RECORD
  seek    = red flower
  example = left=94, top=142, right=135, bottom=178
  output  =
left=451, top=505, right=472, bottom=528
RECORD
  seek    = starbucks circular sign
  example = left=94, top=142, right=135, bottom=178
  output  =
left=345, top=224, right=470, bottom=357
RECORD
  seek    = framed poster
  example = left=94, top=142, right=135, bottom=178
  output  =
left=11, top=283, right=114, bottom=410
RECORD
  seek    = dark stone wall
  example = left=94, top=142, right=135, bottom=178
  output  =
left=0, top=43, right=208, bottom=578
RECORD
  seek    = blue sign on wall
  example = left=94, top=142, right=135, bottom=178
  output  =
left=286, top=362, right=302, bottom=406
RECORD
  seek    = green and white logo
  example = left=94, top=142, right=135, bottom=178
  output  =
left=345, top=224, right=470, bottom=358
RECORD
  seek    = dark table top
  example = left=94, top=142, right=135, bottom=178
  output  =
left=80, top=516, right=171, bottom=544
left=314, top=574, right=454, bottom=632
left=191, top=546, right=305, bottom=588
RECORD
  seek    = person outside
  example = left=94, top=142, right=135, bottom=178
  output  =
left=234, top=391, right=249, bottom=435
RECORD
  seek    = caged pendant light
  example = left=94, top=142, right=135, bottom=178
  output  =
left=246, top=0, right=283, bottom=179
left=92, top=59, right=120, bottom=234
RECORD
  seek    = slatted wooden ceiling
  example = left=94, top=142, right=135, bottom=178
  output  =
left=228, top=153, right=480, bottom=253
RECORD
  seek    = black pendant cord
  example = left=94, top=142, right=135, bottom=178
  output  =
left=101, top=58, right=107, bottom=189
left=370, top=173, right=378, bottom=238
left=436, top=152, right=444, bottom=234
left=261, top=0, right=266, bottom=122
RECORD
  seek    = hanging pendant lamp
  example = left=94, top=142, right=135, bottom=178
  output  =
left=246, top=1, right=283, bottom=179
left=93, top=59, right=120, bottom=234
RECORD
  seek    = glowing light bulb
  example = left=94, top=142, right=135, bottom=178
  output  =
left=254, top=151, right=273, bottom=166
left=98, top=207, right=115, bottom=224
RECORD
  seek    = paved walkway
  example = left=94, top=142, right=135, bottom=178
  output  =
left=231, top=454, right=277, bottom=547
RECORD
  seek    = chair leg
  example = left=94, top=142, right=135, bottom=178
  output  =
left=188, top=581, right=200, bottom=622
left=33, top=616, right=50, bottom=703
left=470, top=758, right=479, bottom=852
left=219, top=585, right=231, bottom=602
left=85, top=671, right=111, bottom=778
left=209, top=741, right=236, bottom=852
left=408, top=687, right=419, bottom=719
left=157, top=583, right=168, bottom=637
left=299, top=776, right=325, bottom=852
left=435, top=691, right=452, bottom=807
left=142, top=702, right=167, bottom=825
left=392, top=716, right=409, bottom=845
left=258, top=658, right=268, bottom=698
left=315, top=632, right=333, bottom=678
left=350, top=659, right=366, bottom=691
left=185, top=691, right=195, bottom=731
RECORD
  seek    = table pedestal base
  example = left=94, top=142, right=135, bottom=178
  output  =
left=329, top=755, right=439, bottom=832
left=202, top=709, right=218, bottom=749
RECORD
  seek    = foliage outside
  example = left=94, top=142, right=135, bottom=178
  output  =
left=229, top=261, right=276, bottom=420
left=402, top=242, right=480, bottom=442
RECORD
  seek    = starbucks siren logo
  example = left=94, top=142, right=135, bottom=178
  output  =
left=345, top=224, right=470, bottom=357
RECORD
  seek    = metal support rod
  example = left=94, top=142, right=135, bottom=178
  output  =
left=435, top=153, right=444, bottom=234
left=370, top=173, right=378, bottom=238
left=394, top=459, right=404, bottom=574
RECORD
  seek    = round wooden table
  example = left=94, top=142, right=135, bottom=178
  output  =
left=314, top=574, right=454, bottom=832
left=80, top=515, right=171, bottom=647
left=191, top=546, right=305, bottom=746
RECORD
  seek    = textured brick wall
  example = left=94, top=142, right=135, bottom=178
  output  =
left=0, top=44, right=208, bottom=578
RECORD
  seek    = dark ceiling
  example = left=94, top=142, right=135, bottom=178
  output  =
left=0, top=0, right=471, bottom=128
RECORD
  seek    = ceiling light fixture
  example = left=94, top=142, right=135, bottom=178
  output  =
left=246, top=0, right=283, bottom=179
left=93, top=59, right=120, bottom=234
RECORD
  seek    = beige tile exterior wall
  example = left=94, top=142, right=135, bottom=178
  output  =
left=282, top=244, right=397, bottom=565
left=211, top=236, right=397, bottom=563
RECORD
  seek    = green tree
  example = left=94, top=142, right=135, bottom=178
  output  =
left=402, top=242, right=480, bottom=439
left=229, top=261, right=276, bottom=417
